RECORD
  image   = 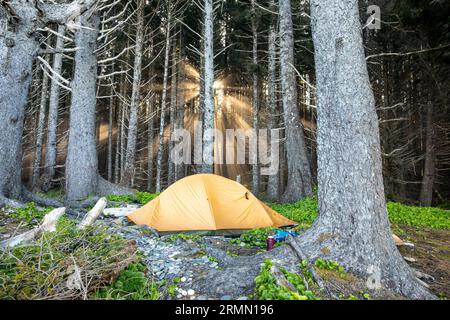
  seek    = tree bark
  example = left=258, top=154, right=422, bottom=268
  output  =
left=65, top=13, right=101, bottom=204
left=201, top=0, right=215, bottom=173
left=122, top=0, right=145, bottom=187
left=251, top=0, right=260, bottom=195
left=31, top=54, right=50, bottom=190
left=278, top=0, right=313, bottom=203
left=298, top=0, right=433, bottom=299
left=156, top=11, right=172, bottom=192
left=167, top=42, right=178, bottom=185
left=266, top=1, right=279, bottom=201
left=419, top=100, right=435, bottom=206
left=0, top=12, right=38, bottom=199
left=175, top=53, right=186, bottom=181
left=146, top=37, right=155, bottom=191
left=43, top=25, right=66, bottom=182
left=107, top=70, right=115, bottom=182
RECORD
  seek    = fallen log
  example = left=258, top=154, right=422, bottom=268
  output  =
left=103, top=206, right=137, bottom=217
left=0, top=207, right=66, bottom=248
left=77, top=197, right=107, bottom=230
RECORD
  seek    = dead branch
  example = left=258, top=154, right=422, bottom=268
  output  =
left=0, top=207, right=66, bottom=248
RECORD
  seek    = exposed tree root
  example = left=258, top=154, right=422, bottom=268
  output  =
left=192, top=235, right=437, bottom=300
left=69, top=196, right=102, bottom=209
left=286, top=236, right=339, bottom=299
left=294, top=227, right=436, bottom=300
left=0, top=195, right=25, bottom=208
left=21, top=187, right=80, bottom=217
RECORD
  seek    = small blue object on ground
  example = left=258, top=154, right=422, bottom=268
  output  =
left=273, top=230, right=299, bottom=242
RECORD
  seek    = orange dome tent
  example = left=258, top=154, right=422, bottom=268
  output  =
left=128, top=174, right=295, bottom=232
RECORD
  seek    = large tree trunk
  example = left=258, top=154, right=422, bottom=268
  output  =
left=201, top=0, right=215, bottom=173
left=122, top=0, right=145, bottom=187
left=419, top=100, right=435, bottom=206
left=43, top=25, right=66, bottom=182
left=297, top=0, right=433, bottom=299
left=0, top=15, right=38, bottom=200
left=278, top=0, right=312, bottom=203
left=65, top=13, right=101, bottom=204
left=266, top=1, right=280, bottom=201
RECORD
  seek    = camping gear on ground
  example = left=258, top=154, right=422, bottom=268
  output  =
left=273, top=229, right=299, bottom=242
left=128, top=174, right=295, bottom=232
left=266, top=236, right=276, bottom=251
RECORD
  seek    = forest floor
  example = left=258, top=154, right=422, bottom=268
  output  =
left=0, top=193, right=448, bottom=300
left=394, top=226, right=449, bottom=298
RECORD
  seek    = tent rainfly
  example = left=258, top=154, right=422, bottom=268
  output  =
left=128, top=174, right=295, bottom=232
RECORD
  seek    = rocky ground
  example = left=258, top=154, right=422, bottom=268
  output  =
left=103, top=217, right=260, bottom=300
left=100, top=211, right=302, bottom=300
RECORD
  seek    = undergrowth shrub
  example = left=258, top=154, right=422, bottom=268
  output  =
left=230, top=228, right=276, bottom=249
left=255, top=259, right=319, bottom=300
left=387, top=202, right=450, bottom=229
left=5, top=202, right=53, bottom=225
left=106, top=192, right=159, bottom=205
left=269, top=197, right=450, bottom=229
left=93, top=262, right=161, bottom=300
left=0, top=219, right=137, bottom=299
left=269, top=197, right=318, bottom=227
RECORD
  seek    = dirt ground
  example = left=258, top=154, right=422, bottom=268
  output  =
left=395, top=225, right=450, bottom=298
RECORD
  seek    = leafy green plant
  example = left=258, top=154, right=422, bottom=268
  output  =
left=105, top=192, right=159, bottom=205
left=6, top=202, right=53, bottom=225
left=93, top=262, right=160, bottom=300
left=37, top=189, right=64, bottom=201
left=314, top=258, right=345, bottom=274
left=226, top=251, right=238, bottom=257
left=165, top=233, right=201, bottom=243
left=387, top=202, right=450, bottom=229
left=254, top=260, right=319, bottom=300
left=207, top=255, right=218, bottom=263
left=230, top=227, right=276, bottom=249
left=269, top=196, right=318, bottom=227
left=268, top=197, right=450, bottom=229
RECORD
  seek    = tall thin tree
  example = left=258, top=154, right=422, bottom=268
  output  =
left=278, top=0, right=313, bottom=202
left=122, top=0, right=146, bottom=186
left=201, top=0, right=215, bottom=173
